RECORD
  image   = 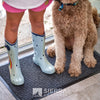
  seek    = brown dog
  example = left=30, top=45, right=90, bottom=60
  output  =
left=47, top=0, right=100, bottom=77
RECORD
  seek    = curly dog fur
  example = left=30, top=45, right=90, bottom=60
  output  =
left=47, top=0, right=100, bottom=77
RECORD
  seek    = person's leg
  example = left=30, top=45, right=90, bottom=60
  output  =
left=29, top=9, right=45, bottom=35
left=29, top=10, right=55, bottom=74
left=5, top=11, right=25, bottom=85
left=5, top=11, right=24, bottom=43
left=29, top=0, right=53, bottom=35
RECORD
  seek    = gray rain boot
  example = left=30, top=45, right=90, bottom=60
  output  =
left=5, top=40, right=24, bottom=85
left=32, top=32, right=55, bottom=74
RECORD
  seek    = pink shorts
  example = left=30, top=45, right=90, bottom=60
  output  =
left=3, top=0, right=52, bottom=13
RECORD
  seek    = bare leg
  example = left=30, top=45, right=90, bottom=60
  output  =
left=5, top=11, right=24, bottom=43
left=28, top=9, right=45, bottom=35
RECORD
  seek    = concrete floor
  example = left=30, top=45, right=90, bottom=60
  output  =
left=0, top=78, right=16, bottom=100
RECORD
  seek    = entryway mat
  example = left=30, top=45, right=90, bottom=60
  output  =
left=0, top=50, right=100, bottom=100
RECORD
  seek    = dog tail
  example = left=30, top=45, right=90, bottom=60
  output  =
left=92, top=7, right=100, bottom=28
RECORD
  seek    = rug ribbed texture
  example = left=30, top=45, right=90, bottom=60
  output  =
left=0, top=50, right=100, bottom=100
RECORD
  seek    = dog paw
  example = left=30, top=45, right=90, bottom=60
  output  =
left=84, top=57, right=97, bottom=68
left=47, top=45, right=55, bottom=57
left=68, top=64, right=81, bottom=77
left=55, top=66, right=65, bottom=74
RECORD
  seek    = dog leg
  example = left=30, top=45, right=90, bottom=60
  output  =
left=54, top=33, right=66, bottom=74
left=84, top=23, right=97, bottom=68
left=68, top=34, right=86, bottom=77
left=47, top=43, right=55, bottom=57
left=84, top=48, right=97, bottom=68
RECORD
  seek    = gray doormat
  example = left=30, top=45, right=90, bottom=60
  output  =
left=0, top=50, right=100, bottom=100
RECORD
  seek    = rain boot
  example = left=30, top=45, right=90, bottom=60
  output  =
left=5, top=40, right=24, bottom=85
left=32, top=32, right=55, bottom=74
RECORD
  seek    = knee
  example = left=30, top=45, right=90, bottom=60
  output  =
left=31, top=19, right=44, bottom=28
left=5, top=23, right=18, bottom=44
left=5, top=22, right=19, bottom=33
left=10, top=26, right=18, bottom=33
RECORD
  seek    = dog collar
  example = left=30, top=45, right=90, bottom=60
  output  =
left=55, top=0, right=79, bottom=11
